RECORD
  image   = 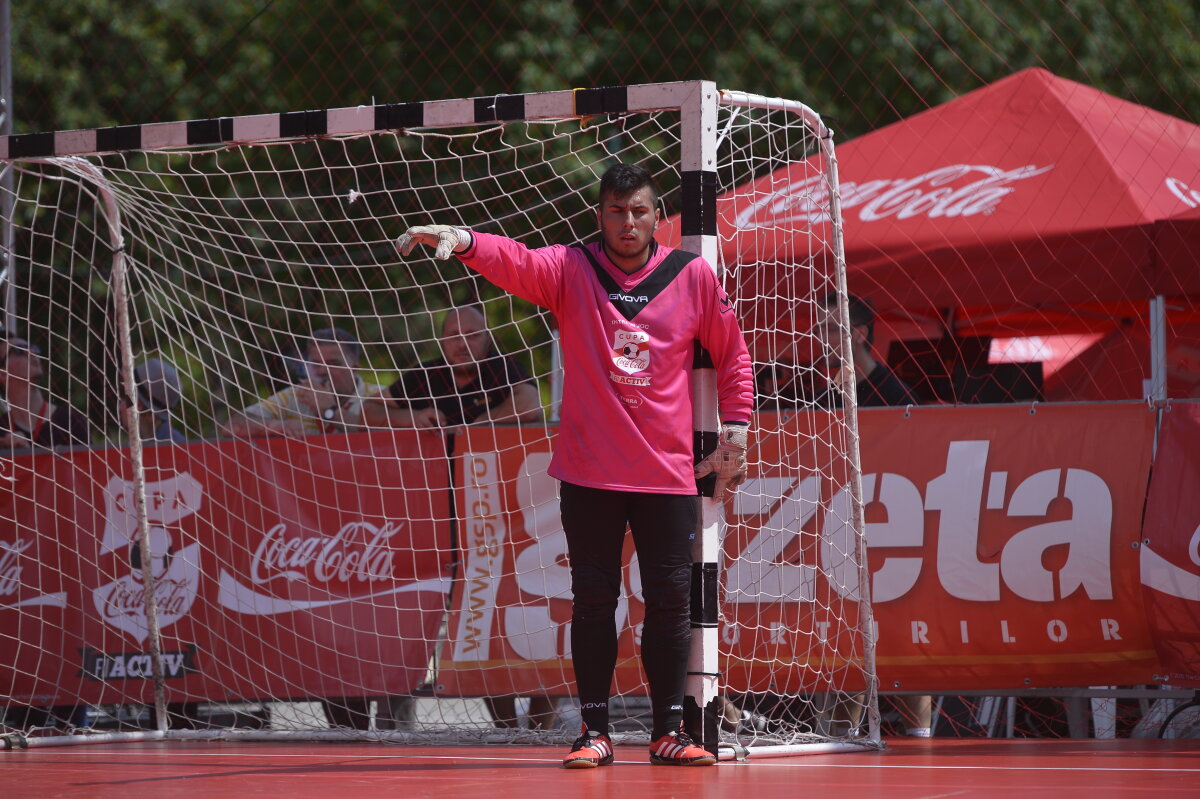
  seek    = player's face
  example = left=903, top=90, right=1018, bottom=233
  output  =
left=598, top=187, right=660, bottom=273
left=306, top=342, right=358, bottom=395
left=441, top=312, right=491, bottom=367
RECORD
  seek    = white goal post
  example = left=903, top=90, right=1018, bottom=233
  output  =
left=0, top=80, right=879, bottom=757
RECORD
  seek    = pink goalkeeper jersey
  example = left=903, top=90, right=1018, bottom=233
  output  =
left=458, top=233, right=753, bottom=494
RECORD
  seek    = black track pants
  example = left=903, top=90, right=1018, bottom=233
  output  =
left=559, top=481, right=699, bottom=739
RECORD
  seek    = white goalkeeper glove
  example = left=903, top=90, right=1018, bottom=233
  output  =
left=694, top=423, right=749, bottom=497
left=395, top=225, right=472, bottom=260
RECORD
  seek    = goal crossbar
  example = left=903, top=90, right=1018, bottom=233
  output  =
left=0, top=83, right=832, bottom=160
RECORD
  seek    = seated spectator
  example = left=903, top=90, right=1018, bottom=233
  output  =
left=222, top=328, right=383, bottom=728
left=368, top=305, right=549, bottom=731
left=365, top=305, right=542, bottom=429
left=0, top=335, right=90, bottom=727
left=224, top=327, right=383, bottom=439
left=813, top=293, right=916, bottom=409
left=125, top=357, right=187, bottom=443
left=0, top=336, right=89, bottom=449
left=814, top=294, right=927, bottom=737
left=119, top=357, right=207, bottom=728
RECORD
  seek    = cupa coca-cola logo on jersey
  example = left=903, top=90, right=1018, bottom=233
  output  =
left=612, top=329, right=650, bottom=374
left=734, top=163, right=1055, bottom=229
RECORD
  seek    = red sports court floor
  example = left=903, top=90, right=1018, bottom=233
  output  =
left=3, top=736, right=1197, bottom=798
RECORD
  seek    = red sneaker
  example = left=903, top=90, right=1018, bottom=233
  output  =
left=648, top=730, right=716, bottom=766
left=563, top=728, right=614, bottom=769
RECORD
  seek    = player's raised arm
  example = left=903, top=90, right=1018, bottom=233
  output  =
left=399, top=224, right=565, bottom=313
left=396, top=225, right=473, bottom=260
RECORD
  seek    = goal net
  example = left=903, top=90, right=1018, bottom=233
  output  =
left=0, top=82, right=877, bottom=755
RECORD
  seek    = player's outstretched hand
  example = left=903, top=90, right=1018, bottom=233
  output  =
left=395, top=225, right=472, bottom=260
left=694, top=423, right=749, bottom=497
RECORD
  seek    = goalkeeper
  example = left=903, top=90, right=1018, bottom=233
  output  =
left=397, top=163, right=753, bottom=768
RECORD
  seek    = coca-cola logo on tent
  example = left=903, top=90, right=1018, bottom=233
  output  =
left=734, top=163, right=1055, bottom=229
left=1166, top=177, right=1200, bottom=208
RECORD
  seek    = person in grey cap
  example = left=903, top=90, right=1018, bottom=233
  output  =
left=129, top=357, right=202, bottom=731
left=127, top=357, right=187, bottom=443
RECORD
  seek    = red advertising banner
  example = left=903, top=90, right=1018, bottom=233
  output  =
left=440, top=403, right=1163, bottom=695
left=437, top=427, right=592, bottom=696
left=853, top=403, right=1159, bottom=690
left=722, top=410, right=866, bottom=693
left=4, top=403, right=1190, bottom=705
left=1140, top=403, right=1200, bottom=687
left=1, top=430, right=450, bottom=706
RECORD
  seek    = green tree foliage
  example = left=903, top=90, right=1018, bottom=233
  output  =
left=13, top=0, right=1199, bottom=136
left=6, top=0, right=1199, bottom=438
left=488, top=0, right=1200, bottom=137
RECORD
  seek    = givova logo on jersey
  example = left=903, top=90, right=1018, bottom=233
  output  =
left=612, top=329, right=650, bottom=374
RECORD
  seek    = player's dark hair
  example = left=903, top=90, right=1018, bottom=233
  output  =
left=310, top=327, right=361, bottom=365
left=598, top=163, right=659, bottom=206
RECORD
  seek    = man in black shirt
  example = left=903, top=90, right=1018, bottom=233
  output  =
left=366, top=305, right=548, bottom=729
left=814, top=293, right=916, bottom=409
left=814, top=292, right=932, bottom=736
left=368, top=306, right=542, bottom=428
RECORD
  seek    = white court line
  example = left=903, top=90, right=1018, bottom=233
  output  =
left=726, top=762, right=1200, bottom=773
left=11, top=749, right=1200, bottom=773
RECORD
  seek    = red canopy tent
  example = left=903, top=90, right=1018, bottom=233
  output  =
left=1041, top=202, right=1200, bottom=400
left=661, top=68, right=1200, bottom=398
